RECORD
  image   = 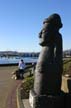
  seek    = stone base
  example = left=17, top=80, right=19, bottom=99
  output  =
left=29, top=90, right=64, bottom=108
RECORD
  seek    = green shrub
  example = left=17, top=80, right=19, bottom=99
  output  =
left=21, top=76, right=34, bottom=99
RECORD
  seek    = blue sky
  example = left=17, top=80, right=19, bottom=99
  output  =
left=0, top=0, right=71, bottom=52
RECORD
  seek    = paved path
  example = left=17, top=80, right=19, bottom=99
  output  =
left=0, top=66, right=21, bottom=108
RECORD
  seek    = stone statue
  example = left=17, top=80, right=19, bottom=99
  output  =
left=29, top=13, right=63, bottom=108
left=34, top=13, right=63, bottom=95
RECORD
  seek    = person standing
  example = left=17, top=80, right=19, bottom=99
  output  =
left=18, top=59, right=26, bottom=79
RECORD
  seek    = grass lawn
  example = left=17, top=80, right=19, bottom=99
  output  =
left=63, top=57, right=71, bottom=75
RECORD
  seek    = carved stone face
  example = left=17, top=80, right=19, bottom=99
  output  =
left=39, top=13, right=63, bottom=46
left=39, top=23, right=50, bottom=46
left=43, top=13, right=63, bottom=29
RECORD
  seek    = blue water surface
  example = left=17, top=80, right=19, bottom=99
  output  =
left=0, top=57, right=38, bottom=64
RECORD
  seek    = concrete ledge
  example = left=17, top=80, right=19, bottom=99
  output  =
left=16, top=85, right=24, bottom=108
left=22, top=99, right=31, bottom=108
left=61, top=76, right=71, bottom=93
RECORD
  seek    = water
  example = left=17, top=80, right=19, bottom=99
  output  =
left=0, top=57, right=38, bottom=64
